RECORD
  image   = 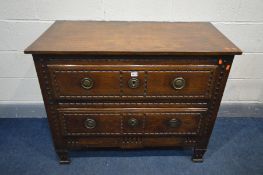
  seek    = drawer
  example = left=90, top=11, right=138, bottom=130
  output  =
left=49, top=70, right=121, bottom=98
left=59, top=112, right=122, bottom=136
left=144, top=112, right=203, bottom=135
left=58, top=109, right=206, bottom=136
left=146, top=70, right=214, bottom=98
left=48, top=60, right=217, bottom=99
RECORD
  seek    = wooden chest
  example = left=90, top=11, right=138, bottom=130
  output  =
left=24, top=21, right=242, bottom=163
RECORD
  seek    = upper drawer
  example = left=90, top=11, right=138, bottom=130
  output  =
left=147, top=70, right=214, bottom=97
left=49, top=70, right=121, bottom=97
left=47, top=59, right=218, bottom=100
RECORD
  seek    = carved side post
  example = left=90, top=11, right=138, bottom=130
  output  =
left=33, top=55, right=70, bottom=164
left=192, top=56, right=234, bottom=162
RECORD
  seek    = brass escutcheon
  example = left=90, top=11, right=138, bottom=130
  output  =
left=127, top=118, right=139, bottom=127
left=128, top=78, right=140, bottom=89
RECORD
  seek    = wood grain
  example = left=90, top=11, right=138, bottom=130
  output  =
left=25, top=21, right=242, bottom=55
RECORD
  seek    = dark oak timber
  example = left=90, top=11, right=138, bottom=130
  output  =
left=25, top=21, right=242, bottom=163
left=25, top=21, right=241, bottom=55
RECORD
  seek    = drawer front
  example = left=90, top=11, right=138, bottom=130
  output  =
left=144, top=112, right=202, bottom=135
left=50, top=70, right=121, bottom=98
left=59, top=109, right=205, bottom=136
left=59, top=112, right=122, bottom=136
left=147, top=71, right=213, bottom=97
left=48, top=59, right=217, bottom=99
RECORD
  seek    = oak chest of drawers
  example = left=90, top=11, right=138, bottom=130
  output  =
left=25, top=21, right=242, bottom=163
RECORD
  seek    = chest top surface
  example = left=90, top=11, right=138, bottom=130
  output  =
left=24, top=21, right=241, bottom=56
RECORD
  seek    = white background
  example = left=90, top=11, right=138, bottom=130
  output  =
left=0, top=0, right=262, bottom=105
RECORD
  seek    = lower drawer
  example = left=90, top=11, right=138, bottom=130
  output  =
left=58, top=108, right=206, bottom=137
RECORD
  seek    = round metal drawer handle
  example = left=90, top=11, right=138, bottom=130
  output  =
left=81, top=78, right=94, bottom=90
left=128, top=78, right=140, bottom=89
left=172, top=77, right=185, bottom=90
left=84, top=118, right=96, bottom=129
left=168, top=118, right=181, bottom=128
left=127, top=118, right=139, bottom=127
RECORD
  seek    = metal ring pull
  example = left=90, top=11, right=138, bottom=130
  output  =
left=172, top=77, right=185, bottom=90
left=84, top=118, right=96, bottom=129
left=81, top=78, right=94, bottom=90
left=168, top=118, right=181, bottom=128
